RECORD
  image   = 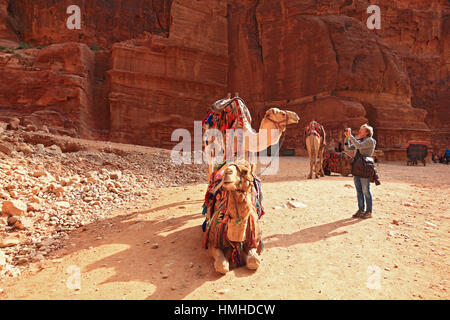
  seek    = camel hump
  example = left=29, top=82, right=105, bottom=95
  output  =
left=305, top=121, right=326, bottom=143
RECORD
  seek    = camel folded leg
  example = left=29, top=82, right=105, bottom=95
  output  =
left=245, top=248, right=261, bottom=270
left=210, top=247, right=229, bottom=274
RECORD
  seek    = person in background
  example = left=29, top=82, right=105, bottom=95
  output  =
left=432, top=152, right=439, bottom=163
left=445, top=148, right=450, bottom=165
left=344, top=124, right=376, bottom=219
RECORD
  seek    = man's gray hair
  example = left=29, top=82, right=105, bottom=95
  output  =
left=361, top=124, right=374, bottom=137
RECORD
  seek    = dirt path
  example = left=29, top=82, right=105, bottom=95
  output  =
left=0, top=158, right=448, bottom=299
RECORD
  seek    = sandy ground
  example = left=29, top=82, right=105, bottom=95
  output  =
left=0, top=157, right=448, bottom=300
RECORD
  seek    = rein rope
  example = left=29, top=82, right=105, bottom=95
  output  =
left=208, top=96, right=290, bottom=177
left=255, top=116, right=289, bottom=176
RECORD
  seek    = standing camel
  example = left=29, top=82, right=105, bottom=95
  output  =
left=202, top=94, right=300, bottom=179
left=305, top=120, right=326, bottom=179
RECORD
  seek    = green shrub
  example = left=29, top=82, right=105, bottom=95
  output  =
left=0, top=46, right=6, bottom=51
left=18, top=41, right=33, bottom=49
left=90, top=44, right=101, bottom=51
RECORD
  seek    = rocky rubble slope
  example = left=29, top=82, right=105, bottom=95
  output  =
left=0, top=118, right=206, bottom=278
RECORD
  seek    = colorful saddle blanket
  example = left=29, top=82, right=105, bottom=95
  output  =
left=202, top=98, right=253, bottom=147
left=202, top=162, right=265, bottom=222
left=201, top=162, right=265, bottom=264
left=304, top=121, right=326, bottom=145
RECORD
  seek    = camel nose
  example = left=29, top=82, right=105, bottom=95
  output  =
left=224, top=168, right=235, bottom=183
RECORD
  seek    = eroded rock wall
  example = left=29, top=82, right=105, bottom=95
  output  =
left=0, top=43, right=97, bottom=137
left=0, top=0, right=448, bottom=159
left=228, top=0, right=446, bottom=158
left=107, top=0, right=228, bottom=147
left=6, top=0, right=173, bottom=48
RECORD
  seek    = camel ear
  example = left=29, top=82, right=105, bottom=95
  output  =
left=250, top=163, right=256, bottom=175
left=265, top=108, right=275, bottom=117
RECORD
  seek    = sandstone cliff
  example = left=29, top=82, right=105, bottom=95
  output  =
left=0, top=0, right=448, bottom=159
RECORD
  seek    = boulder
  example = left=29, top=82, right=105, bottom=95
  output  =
left=27, top=202, right=42, bottom=212
left=0, top=121, right=7, bottom=134
left=7, top=216, right=33, bottom=230
left=7, top=118, right=20, bottom=130
left=0, top=249, right=6, bottom=269
left=0, top=142, right=13, bottom=156
left=0, top=237, right=20, bottom=248
left=109, top=171, right=122, bottom=180
left=2, top=200, right=27, bottom=216
left=16, top=143, right=34, bottom=156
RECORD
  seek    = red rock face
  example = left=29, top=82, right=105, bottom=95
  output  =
left=358, top=0, right=450, bottom=154
left=0, top=0, right=18, bottom=46
left=0, top=0, right=448, bottom=159
left=107, top=0, right=229, bottom=147
left=0, top=42, right=100, bottom=137
left=229, top=0, right=446, bottom=158
left=6, top=0, right=173, bottom=48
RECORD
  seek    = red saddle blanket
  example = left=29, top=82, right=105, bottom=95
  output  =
left=304, top=121, right=326, bottom=145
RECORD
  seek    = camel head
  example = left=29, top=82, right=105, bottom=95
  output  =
left=222, top=161, right=254, bottom=193
left=264, top=108, right=299, bottom=131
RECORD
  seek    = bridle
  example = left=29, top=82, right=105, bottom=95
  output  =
left=207, top=97, right=292, bottom=177
left=255, top=112, right=290, bottom=176
left=225, top=163, right=253, bottom=231
left=226, top=163, right=254, bottom=192
left=263, top=111, right=290, bottom=133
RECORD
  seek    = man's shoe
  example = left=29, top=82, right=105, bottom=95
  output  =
left=360, top=211, right=372, bottom=219
left=352, top=210, right=364, bottom=218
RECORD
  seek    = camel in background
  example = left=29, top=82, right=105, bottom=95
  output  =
left=305, top=120, right=326, bottom=179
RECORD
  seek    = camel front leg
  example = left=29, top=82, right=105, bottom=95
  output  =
left=319, top=146, right=325, bottom=177
left=314, top=140, right=320, bottom=179
left=206, top=143, right=216, bottom=181
left=309, top=157, right=315, bottom=179
left=210, top=247, right=229, bottom=274
left=306, top=139, right=313, bottom=179
left=307, top=156, right=313, bottom=179
left=208, top=163, right=213, bottom=180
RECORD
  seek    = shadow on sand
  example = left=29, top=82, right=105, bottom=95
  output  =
left=55, top=199, right=363, bottom=299
left=263, top=217, right=362, bottom=249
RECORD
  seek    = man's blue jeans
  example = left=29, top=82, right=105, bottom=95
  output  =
left=353, top=176, right=372, bottom=212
